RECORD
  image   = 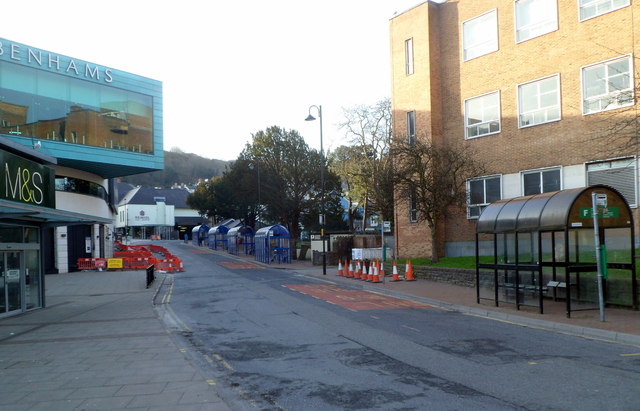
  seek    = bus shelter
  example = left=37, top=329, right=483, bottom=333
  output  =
left=227, top=226, right=254, bottom=256
left=191, top=224, right=210, bottom=247
left=208, top=225, right=230, bottom=251
left=255, top=224, right=291, bottom=264
left=476, top=185, right=637, bottom=317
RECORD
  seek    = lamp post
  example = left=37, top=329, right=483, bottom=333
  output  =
left=305, top=104, right=326, bottom=275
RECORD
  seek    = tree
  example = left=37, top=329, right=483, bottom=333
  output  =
left=329, top=145, right=365, bottom=231
left=186, top=180, right=215, bottom=219
left=393, top=137, right=486, bottom=262
left=241, top=126, right=325, bottom=242
left=339, top=98, right=394, bottom=227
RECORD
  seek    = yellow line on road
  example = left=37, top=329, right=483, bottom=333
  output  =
left=213, top=353, right=235, bottom=371
left=206, top=379, right=216, bottom=385
left=620, top=353, right=640, bottom=357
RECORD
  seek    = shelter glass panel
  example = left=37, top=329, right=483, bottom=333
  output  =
left=477, top=269, right=495, bottom=300
left=605, top=227, right=632, bottom=263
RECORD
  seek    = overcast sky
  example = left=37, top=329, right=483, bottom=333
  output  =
left=4, top=0, right=425, bottom=160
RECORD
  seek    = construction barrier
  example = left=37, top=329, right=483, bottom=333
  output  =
left=78, top=242, right=184, bottom=273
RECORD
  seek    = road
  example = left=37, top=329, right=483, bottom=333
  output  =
left=154, top=241, right=640, bottom=410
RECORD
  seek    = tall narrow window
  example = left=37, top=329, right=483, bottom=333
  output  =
left=468, top=176, right=501, bottom=218
left=463, top=10, right=498, bottom=61
left=409, top=188, right=418, bottom=222
left=582, top=55, right=633, bottom=115
left=407, top=111, right=416, bottom=144
left=518, top=75, right=561, bottom=127
left=579, top=0, right=630, bottom=21
left=465, top=91, right=500, bottom=139
left=405, top=38, right=414, bottom=75
left=515, top=0, right=558, bottom=43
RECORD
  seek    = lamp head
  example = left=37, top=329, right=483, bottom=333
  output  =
left=305, top=114, right=316, bottom=121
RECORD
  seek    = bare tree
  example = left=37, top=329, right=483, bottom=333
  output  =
left=393, top=137, right=485, bottom=262
left=339, top=98, right=394, bottom=226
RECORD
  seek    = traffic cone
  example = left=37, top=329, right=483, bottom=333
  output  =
left=372, top=260, right=381, bottom=283
left=346, top=260, right=352, bottom=278
left=405, top=260, right=416, bottom=281
left=367, top=262, right=373, bottom=281
left=337, top=259, right=343, bottom=276
left=379, top=261, right=386, bottom=277
left=355, top=260, right=361, bottom=279
left=391, top=261, right=401, bottom=281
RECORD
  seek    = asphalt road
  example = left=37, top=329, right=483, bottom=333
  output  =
left=155, top=241, right=640, bottom=410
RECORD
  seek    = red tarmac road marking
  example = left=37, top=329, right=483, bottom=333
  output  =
left=283, top=284, right=433, bottom=311
left=218, top=261, right=264, bottom=269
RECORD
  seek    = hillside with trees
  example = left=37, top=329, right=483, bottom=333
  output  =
left=122, top=148, right=229, bottom=187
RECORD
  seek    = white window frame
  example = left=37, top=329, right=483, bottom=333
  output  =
left=521, top=167, right=562, bottom=196
left=405, top=38, right=414, bottom=75
left=586, top=157, right=638, bottom=207
left=515, top=0, right=559, bottom=43
left=462, top=9, right=498, bottom=61
left=467, top=175, right=502, bottom=219
left=578, top=0, right=630, bottom=22
left=517, top=74, right=561, bottom=128
left=581, top=54, right=634, bottom=115
left=464, top=91, right=501, bottom=139
left=407, top=111, right=416, bottom=144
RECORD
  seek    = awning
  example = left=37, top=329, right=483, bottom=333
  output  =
left=0, top=199, right=112, bottom=226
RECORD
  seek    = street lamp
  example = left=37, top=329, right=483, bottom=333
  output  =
left=305, top=104, right=326, bottom=275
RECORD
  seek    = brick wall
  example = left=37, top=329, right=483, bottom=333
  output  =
left=391, top=0, right=640, bottom=258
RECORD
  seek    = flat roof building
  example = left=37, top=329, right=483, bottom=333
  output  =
left=391, top=0, right=640, bottom=259
left=0, top=37, right=163, bottom=317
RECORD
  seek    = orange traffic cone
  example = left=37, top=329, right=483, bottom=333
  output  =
left=355, top=260, right=361, bottom=279
left=391, top=261, right=401, bottom=281
left=405, top=260, right=416, bottom=281
left=337, top=259, right=343, bottom=276
left=372, top=260, right=382, bottom=283
left=346, top=260, right=352, bottom=278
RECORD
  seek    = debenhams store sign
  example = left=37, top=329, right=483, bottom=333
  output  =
left=0, top=38, right=114, bottom=84
left=1, top=150, right=55, bottom=209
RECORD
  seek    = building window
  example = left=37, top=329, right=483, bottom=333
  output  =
left=55, top=176, right=109, bottom=202
left=579, top=0, right=630, bottom=21
left=518, top=75, right=561, bottom=128
left=522, top=168, right=561, bottom=196
left=468, top=176, right=501, bottom=218
left=409, top=188, right=418, bottom=222
left=405, top=38, right=414, bottom=75
left=463, top=10, right=498, bottom=61
left=465, top=91, right=500, bottom=139
left=407, top=111, right=416, bottom=144
left=587, top=158, right=637, bottom=207
left=582, top=55, right=633, bottom=115
left=515, top=0, right=558, bottom=43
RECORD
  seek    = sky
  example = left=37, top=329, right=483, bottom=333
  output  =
left=4, top=0, right=425, bottom=161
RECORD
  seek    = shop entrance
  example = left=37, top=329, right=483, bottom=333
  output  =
left=0, top=251, right=23, bottom=315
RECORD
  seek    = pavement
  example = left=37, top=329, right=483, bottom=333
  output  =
left=0, top=241, right=638, bottom=410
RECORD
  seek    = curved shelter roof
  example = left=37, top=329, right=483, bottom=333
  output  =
left=476, top=185, right=632, bottom=234
left=255, top=224, right=290, bottom=238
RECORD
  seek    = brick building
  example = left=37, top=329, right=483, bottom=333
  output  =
left=391, top=0, right=640, bottom=258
